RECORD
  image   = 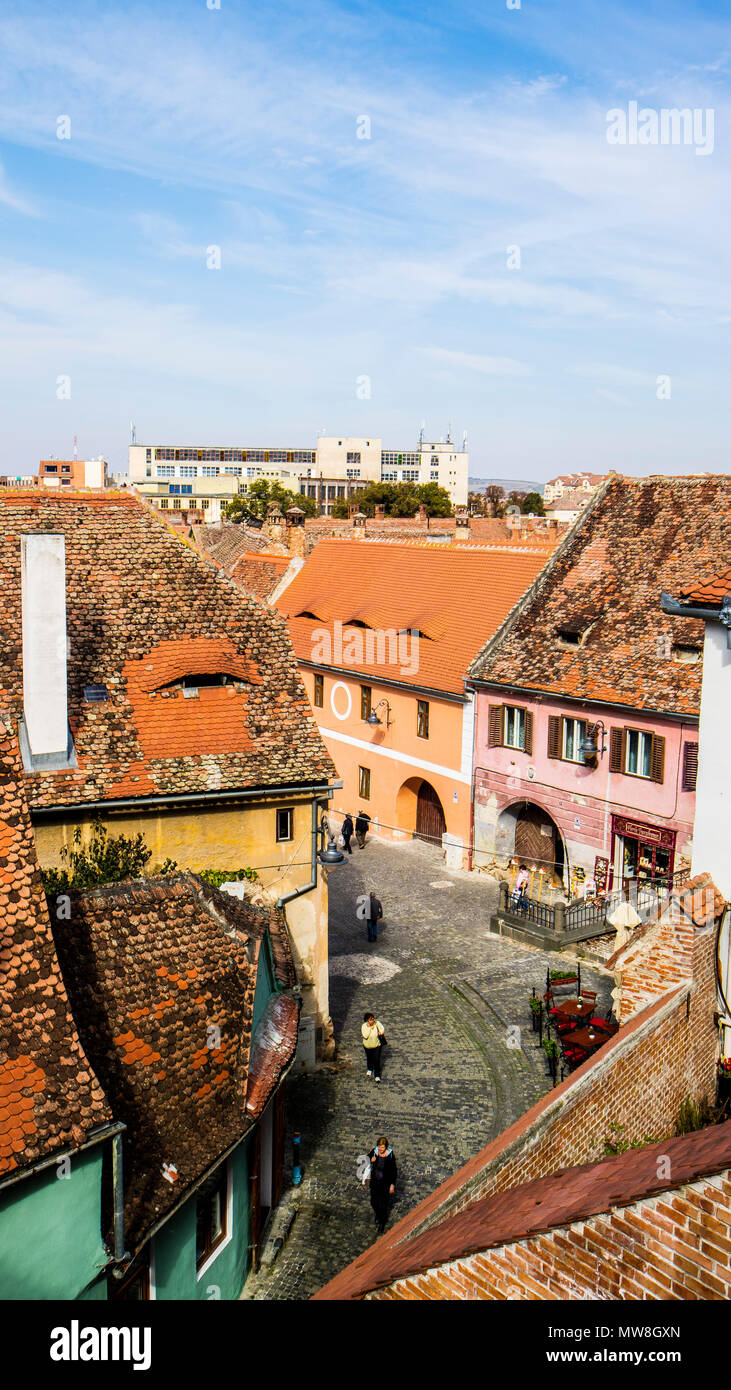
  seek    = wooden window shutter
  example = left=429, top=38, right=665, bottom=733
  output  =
left=609, top=727, right=623, bottom=773
left=547, top=715, right=561, bottom=759
left=488, top=705, right=503, bottom=747
left=524, top=709, right=533, bottom=756
left=650, top=734, right=665, bottom=784
left=682, top=741, right=698, bottom=792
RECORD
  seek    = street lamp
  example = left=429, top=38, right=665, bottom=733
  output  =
left=316, top=814, right=345, bottom=865
left=366, top=699, right=392, bottom=728
left=581, top=719, right=607, bottom=764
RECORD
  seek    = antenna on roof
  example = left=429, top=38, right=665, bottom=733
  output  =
left=73, top=434, right=78, bottom=461
left=446, top=421, right=452, bottom=444
left=418, top=420, right=425, bottom=448
left=130, top=420, right=137, bottom=444
left=462, top=431, right=467, bottom=451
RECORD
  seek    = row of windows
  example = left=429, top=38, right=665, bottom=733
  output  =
left=488, top=704, right=698, bottom=789
left=381, top=452, right=421, bottom=466
left=151, top=447, right=316, bottom=464
left=158, top=498, right=210, bottom=510
left=313, top=676, right=430, bottom=739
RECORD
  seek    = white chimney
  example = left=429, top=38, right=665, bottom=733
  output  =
left=21, top=533, right=69, bottom=760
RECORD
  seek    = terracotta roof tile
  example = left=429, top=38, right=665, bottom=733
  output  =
left=314, top=1121, right=731, bottom=1299
left=0, top=492, right=335, bottom=808
left=278, top=539, right=548, bottom=695
left=468, top=475, right=731, bottom=715
left=52, top=872, right=297, bottom=1250
left=679, top=565, right=731, bottom=607
left=0, top=725, right=111, bottom=1178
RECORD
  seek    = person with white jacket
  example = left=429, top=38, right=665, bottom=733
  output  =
left=361, top=1012, right=386, bottom=1081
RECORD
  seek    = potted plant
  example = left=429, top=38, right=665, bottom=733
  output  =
left=543, top=1036, right=559, bottom=1082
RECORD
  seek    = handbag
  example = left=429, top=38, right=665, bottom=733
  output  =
left=379, top=1032, right=388, bottom=1047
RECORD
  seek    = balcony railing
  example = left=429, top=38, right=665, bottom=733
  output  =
left=497, top=867, right=693, bottom=940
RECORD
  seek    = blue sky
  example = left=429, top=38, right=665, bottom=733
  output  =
left=0, top=0, right=729, bottom=480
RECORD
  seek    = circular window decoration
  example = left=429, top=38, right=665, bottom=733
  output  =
left=330, top=681, right=352, bottom=722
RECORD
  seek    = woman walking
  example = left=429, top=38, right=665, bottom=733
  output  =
left=369, top=1136, right=397, bottom=1234
left=361, top=1012, right=386, bottom=1081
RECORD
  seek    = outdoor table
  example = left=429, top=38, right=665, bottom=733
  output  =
left=568, top=1026, right=606, bottom=1053
left=553, top=999, right=594, bottom=1022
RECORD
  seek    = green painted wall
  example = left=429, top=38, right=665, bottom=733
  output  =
left=0, top=1146, right=109, bottom=1300
left=151, top=1138, right=251, bottom=1300
left=252, top=933, right=276, bottom=1037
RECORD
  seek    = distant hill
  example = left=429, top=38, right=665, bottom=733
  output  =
left=469, top=477, right=544, bottom=496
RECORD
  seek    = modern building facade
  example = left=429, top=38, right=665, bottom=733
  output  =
left=128, top=432, right=470, bottom=517
left=39, top=457, right=109, bottom=489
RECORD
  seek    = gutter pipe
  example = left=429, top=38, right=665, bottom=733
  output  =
left=661, top=591, right=731, bottom=649
left=29, top=779, right=342, bottom=821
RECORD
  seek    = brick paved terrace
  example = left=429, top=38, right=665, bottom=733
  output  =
left=242, top=837, right=613, bottom=1300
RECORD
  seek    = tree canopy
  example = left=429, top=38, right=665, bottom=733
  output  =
left=223, top=479, right=318, bottom=523
left=331, top=480, right=453, bottom=519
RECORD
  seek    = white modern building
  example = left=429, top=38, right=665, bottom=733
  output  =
left=128, top=432, right=469, bottom=518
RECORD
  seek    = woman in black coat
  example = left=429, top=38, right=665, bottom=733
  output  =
left=369, top=1136, right=397, bottom=1233
left=341, top=814, right=354, bottom=854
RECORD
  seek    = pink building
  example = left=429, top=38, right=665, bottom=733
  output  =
left=466, top=474, right=731, bottom=895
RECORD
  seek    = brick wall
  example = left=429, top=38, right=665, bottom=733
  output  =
left=366, top=1171, right=731, bottom=1300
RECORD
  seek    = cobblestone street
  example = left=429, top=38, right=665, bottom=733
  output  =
left=242, top=836, right=612, bottom=1301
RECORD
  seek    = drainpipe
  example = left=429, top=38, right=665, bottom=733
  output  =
left=661, top=592, right=731, bottom=648
left=276, top=798, right=322, bottom=910
left=112, top=1131, right=126, bottom=1263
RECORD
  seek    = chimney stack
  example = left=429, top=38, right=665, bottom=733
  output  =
left=454, top=505, right=470, bottom=541
left=21, top=534, right=69, bottom=763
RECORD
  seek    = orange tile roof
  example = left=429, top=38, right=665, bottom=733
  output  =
left=0, top=723, right=111, bottom=1178
left=679, top=565, right=731, bottom=606
left=469, top=475, right=731, bottom=716
left=277, top=539, right=548, bottom=695
left=53, top=872, right=296, bottom=1251
left=0, top=492, right=335, bottom=807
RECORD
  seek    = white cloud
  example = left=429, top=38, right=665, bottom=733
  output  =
left=420, top=347, right=531, bottom=376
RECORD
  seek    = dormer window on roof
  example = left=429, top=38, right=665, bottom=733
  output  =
left=83, top=684, right=109, bottom=702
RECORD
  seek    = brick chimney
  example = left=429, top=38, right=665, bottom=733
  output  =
left=454, top=505, right=470, bottom=541
left=21, top=533, right=70, bottom=764
left=418, top=504, right=428, bottom=524
left=352, top=511, right=367, bottom=534
left=374, top=504, right=386, bottom=521
left=285, top=505, right=306, bottom=558
left=265, top=502, right=285, bottom=545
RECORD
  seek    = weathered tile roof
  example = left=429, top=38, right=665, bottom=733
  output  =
left=0, top=492, right=335, bottom=807
left=679, top=565, right=731, bottom=607
left=544, top=488, right=592, bottom=511
left=0, top=722, right=111, bottom=1178
left=278, top=539, right=549, bottom=695
left=468, top=475, right=731, bottom=715
left=314, top=1120, right=731, bottom=1299
left=197, top=521, right=276, bottom=567
left=51, top=872, right=297, bottom=1250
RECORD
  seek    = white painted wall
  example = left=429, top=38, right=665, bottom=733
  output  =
left=692, top=621, right=731, bottom=897
left=21, top=533, right=68, bottom=757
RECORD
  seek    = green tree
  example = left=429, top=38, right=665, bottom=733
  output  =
left=224, top=480, right=317, bottom=523
left=332, top=480, right=452, bottom=519
left=521, top=491, right=545, bottom=516
left=41, top=817, right=178, bottom=894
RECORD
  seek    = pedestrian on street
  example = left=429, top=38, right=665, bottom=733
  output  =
left=355, top=811, right=371, bottom=849
left=369, top=1136, right=397, bottom=1233
left=366, top=889, right=383, bottom=942
left=511, top=862, right=529, bottom=914
left=341, top=813, right=354, bottom=855
left=362, top=1012, right=386, bottom=1081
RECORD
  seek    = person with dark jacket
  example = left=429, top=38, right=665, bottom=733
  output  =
left=369, top=1136, right=397, bottom=1233
left=366, top=890, right=383, bottom=942
left=341, top=814, right=354, bottom=854
left=355, top=811, right=370, bottom=849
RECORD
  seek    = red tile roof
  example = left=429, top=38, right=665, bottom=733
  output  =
left=468, top=475, right=731, bottom=715
left=679, top=565, right=731, bottom=607
left=0, top=492, right=335, bottom=807
left=0, top=722, right=111, bottom=1178
left=278, top=539, right=549, bottom=695
left=314, top=1120, right=731, bottom=1299
left=52, top=872, right=297, bottom=1250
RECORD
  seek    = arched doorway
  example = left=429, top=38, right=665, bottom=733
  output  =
left=514, top=804, right=564, bottom=880
left=415, top=780, right=447, bottom=847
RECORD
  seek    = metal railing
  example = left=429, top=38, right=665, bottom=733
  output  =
left=498, top=867, right=694, bottom=938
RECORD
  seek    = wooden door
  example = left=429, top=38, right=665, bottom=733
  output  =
left=415, top=781, right=446, bottom=845
left=515, top=805, right=556, bottom=873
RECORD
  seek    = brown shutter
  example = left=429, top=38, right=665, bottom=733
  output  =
left=682, top=741, right=698, bottom=792
left=524, top=709, right=533, bottom=756
left=609, top=727, right=623, bottom=773
left=650, top=734, right=665, bottom=784
left=488, top=705, right=503, bottom=747
left=547, top=715, right=561, bottom=759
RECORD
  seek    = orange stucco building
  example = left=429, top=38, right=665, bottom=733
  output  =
left=278, top=539, right=550, bottom=867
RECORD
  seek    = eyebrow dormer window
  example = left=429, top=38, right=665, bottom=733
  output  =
left=556, top=626, right=582, bottom=647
